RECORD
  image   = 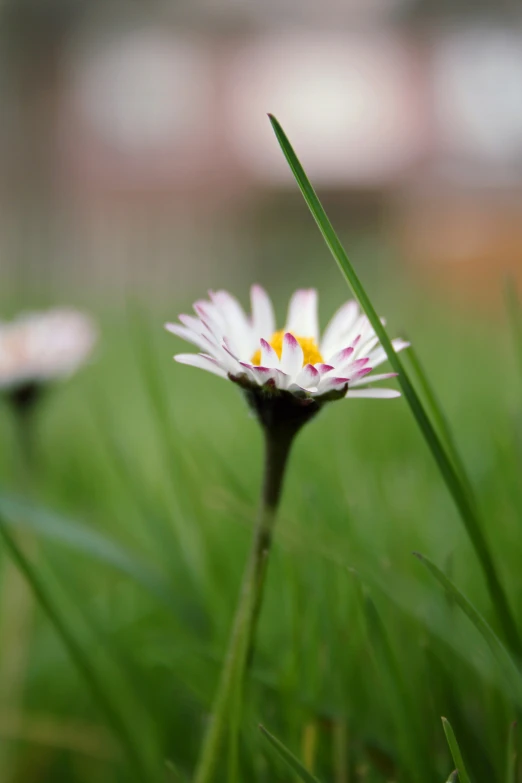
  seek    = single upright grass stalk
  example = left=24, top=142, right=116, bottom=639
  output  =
left=269, top=113, right=522, bottom=661
left=193, top=394, right=317, bottom=783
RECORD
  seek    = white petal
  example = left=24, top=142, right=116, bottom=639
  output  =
left=174, top=353, right=227, bottom=379
left=260, top=339, right=280, bottom=369
left=318, top=375, right=350, bottom=394
left=295, top=363, right=320, bottom=389
left=209, top=291, right=254, bottom=358
left=178, top=314, right=207, bottom=334
left=250, top=285, right=275, bottom=339
left=320, top=300, right=359, bottom=358
left=348, top=366, right=373, bottom=383
left=346, top=388, right=401, bottom=399
left=194, top=300, right=225, bottom=334
left=322, top=313, right=369, bottom=359
left=367, top=339, right=410, bottom=370
left=280, top=332, right=304, bottom=379
left=220, top=339, right=245, bottom=374
left=334, top=356, right=369, bottom=377
left=316, top=363, right=335, bottom=377
left=353, top=335, right=379, bottom=360
left=285, top=289, right=319, bottom=340
left=165, top=323, right=211, bottom=353
left=350, top=372, right=398, bottom=387
left=253, top=367, right=277, bottom=387
left=274, top=369, right=291, bottom=390
left=327, top=346, right=354, bottom=366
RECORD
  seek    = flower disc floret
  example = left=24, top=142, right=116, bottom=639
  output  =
left=251, top=329, right=323, bottom=367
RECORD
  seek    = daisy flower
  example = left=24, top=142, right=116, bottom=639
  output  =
left=166, top=286, right=408, bottom=403
left=0, top=308, right=97, bottom=394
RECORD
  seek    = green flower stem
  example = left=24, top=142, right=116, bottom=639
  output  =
left=193, top=423, right=297, bottom=783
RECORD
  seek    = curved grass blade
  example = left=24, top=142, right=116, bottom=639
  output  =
left=0, top=495, right=181, bottom=617
left=414, top=553, right=522, bottom=705
left=268, top=113, right=522, bottom=660
left=259, top=725, right=323, bottom=783
left=506, top=721, right=517, bottom=783
left=447, top=772, right=458, bottom=782
left=442, top=718, right=471, bottom=783
left=0, top=516, right=162, bottom=783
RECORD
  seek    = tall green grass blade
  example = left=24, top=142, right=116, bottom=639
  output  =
left=442, top=717, right=471, bottom=783
left=413, top=553, right=522, bottom=705
left=268, top=113, right=522, bottom=660
left=259, top=725, right=323, bottom=783
left=506, top=721, right=517, bottom=783
left=0, top=515, right=163, bottom=783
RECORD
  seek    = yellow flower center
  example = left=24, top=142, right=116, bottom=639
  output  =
left=251, top=329, right=324, bottom=367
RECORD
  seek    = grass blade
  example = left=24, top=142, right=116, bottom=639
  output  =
left=0, top=494, right=181, bottom=616
left=413, top=553, right=522, bottom=705
left=506, top=721, right=517, bottom=783
left=442, top=717, right=471, bottom=783
left=446, top=772, right=458, bottom=782
left=268, top=113, right=522, bottom=660
left=0, top=515, right=163, bottom=783
left=259, top=725, right=323, bottom=783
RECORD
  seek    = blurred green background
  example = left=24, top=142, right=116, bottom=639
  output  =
left=1, top=0, right=522, bottom=781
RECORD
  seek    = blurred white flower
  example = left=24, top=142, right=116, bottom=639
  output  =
left=167, top=287, right=407, bottom=401
left=0, top=309, right=97, bottom=392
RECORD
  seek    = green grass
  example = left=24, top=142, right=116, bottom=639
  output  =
left=1, top=249, right=522, bottom=780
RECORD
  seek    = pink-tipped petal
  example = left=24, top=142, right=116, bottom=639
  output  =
left=346, top=388, right=401, bottom=399
left=354, top=335, right=379, bottom=359
left=295, top=363, right=320, bottom=389
left=285, top=289, right=319, bottom=341
left=320, top=300, right=359, bottom=358
left=336, top=356, right=370, bottom=376
left=316, top=363, right=335, bottom=377
left=327, top=345, right=354, bottom=366
left=260, top=338, right=280, bottom=369
left=348, top=366, right=373, bottom=382
left=251, top=285, right=276, bottom=339
left=249, top=365, right=278, bottom=386
left=174, top=353, right=227, bottom=379
left=351, top=371, right=398, bottom=387
left=280, top=332, right=304, bottom=378
left=319, top=376, right=350, bottom=394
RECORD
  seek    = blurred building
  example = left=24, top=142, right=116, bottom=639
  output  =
left=0, top=0, right=521, bottom=299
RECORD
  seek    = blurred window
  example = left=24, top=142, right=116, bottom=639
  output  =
left=225, top=33, right=425, bottom=186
